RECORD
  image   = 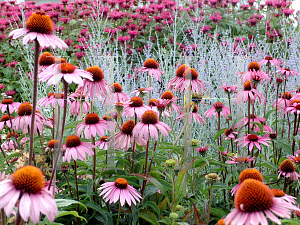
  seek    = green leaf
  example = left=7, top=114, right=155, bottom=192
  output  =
left=4, top=153, right=21, bottom=162
left=251, top=122, right=264, bottom=135
left=214, top=128, right=226, bottom=141
left=55, top=211, right=87, bottom=222
left=144, top=201, right=160, bottom=215
left=210, top=208, right=228, bottom=218
left=175, top=159, right=195, bottom=204
left=139, top=209, right=159, bottom=225
left=82, top=201, right=110, bottom=224
left=132, top=174, right=169, bottom=201
left=158, top=197, right=168, bottom=213
left=265, top=108, right=276, bottom=120
left=274, top=139, right=292, bottom=155
left=55, top=199, right=87, bottom=211
left=144, top=185, right=159, bottom=199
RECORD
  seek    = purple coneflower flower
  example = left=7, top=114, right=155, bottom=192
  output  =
left=231, top=168, right=263, bottom=195
left=0, top=165, right=58, bottom=224
left=38, top=52, right=55, bottom=73
left=0, top=114, right=13, bottom=130
left=271, top=189, right=297, bottom=204
left=9, top=11, right=67, bottom=49
left=259, top=56, right=280, bottom=66
left=37, top=92, right=68, bottom=108
left=236, top=80, right=265, bottom=104
left=69, top=90, right=91, bottom=116
left=272, top=91, right=294, bottom=110
left=236, top=134, right=271, bottom=151
left=226, top=155, right=255, bottom=164
left=180, top=68, right=207, bottom=95
left=276, top=66, right=300, bottom=78
left=63, top=135, right=95, bottom=163
left=278, top=159, right=300, bottom=181
left=224, top=179, right=299, bottom=225
left=220, top=83, right=238, bottom=94
left=98, top=178, right=142, bottom=206
left=80, top=66, right=109, bottom=100
left=76, top=113, right=107, bottom=139
left=96, top=136, right=109, bottom=150
left=13, top=103, right=44, bottom=134
left=167, top=64, right=190, bottom=91
left=110, top=83, right=130, bottom=103
left=0, top=99, right=20, bottom=113
left=114, top=120, right=147, bottom=151
left=131, top=87, right=154, bottom=97
left=123, top=97, right=150, bottom=119
left=204, top=102, right=230, bottom=118
left=160, top=91, right=182, bottom=114
left=133, top=110, right=170, bottom=141
left=176, top=103, right=205, bottom=125
left=39, top=62, right=93, bottom=86
left=283, top=99, right=300, bottom=115
left=135, top=58, right=163, bottom=82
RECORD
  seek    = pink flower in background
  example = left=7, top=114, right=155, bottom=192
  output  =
left=160, top=91, right=182, bottom=114
left=39, top=62, right=93, bottom=86
left=220, top=83, right=238, bottom=94
left=278, top=159, right=300, bottom=181
left=167, top=64, right=189, bottom=91
left=209, top=12, right=222, bottom=23
left=9, top=11, right=67, bottom=49
left=276, top=67, right=300, bottom=78
left=180, top=68, right=207, bottom=95
left=259, top=56, right=279, bottom=66
left=135, top=58, right=163, bottom=82
left=37, top=92, right=68, bottom=108
left=283, top=99, right=300, bottom=115
left=236, top=81, right=265, bottom=104
left=69, top=90, right=91, bottom=116
left=242, top=70, right=270, bottom=84
left=204, top=102, right=230, bottom=118
left=0, top=84, right=4, bottom=91
left=96, top=136, right=109, bottom=150
left=79, top=66, right=109, bottom=100
left=76, top=113, right=107, bottom=139
left=114, top=120, right=147, bottom=151
left=272, top=91, right=294, bottom=110
left=133, top=110, right=170, bottom=141
left=98, top=178, right=142, bottom=206
left=123, top=97, right=150, bottom=119
left=110, top=83, right=130, bottom=103
left=226, top=155, right=255, bottom=164
left=0, top=99, right=20, bottom=113
left=176, top=103, right=205, bottom=125
left=236, top=134, right=271, bottom=151
left=63, top=135, right=94, bottom=163
left=131, top=87, right=153, bottom=97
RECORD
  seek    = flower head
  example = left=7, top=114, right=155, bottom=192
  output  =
left=123, top=97, right=150, bottom=119
left=225, top=179, right=299, bottom=225
left=98, top=178, right=142, bottom=206
left=0, top=165, right=58, bottom=224
left=133, top=110, right=170, bottom=141
left=9, top=11, right=67, bottom=49
left=236, top=134, right=271, bottom=151
left=278, top=159, right=300, bottom=181
left=204, top=102, right=230, bottom=118
left=135, top=58, right=163, bottom=82
left=63, top=135, right=95, bottom=163
left=76, top=113, right=107, bottom=139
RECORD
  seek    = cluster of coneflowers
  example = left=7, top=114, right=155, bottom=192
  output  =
left=0, top=8, right=300, bottom=225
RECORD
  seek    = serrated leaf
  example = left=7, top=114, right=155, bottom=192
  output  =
left=56, top=211, right=87, bottom=222
left=214, top=128, right=226, bottom=141
left=55, top=199, right=87, bottom=211
left=144, top=201, right=160, bottom=215
left=144, top=185, right=159, bottom=199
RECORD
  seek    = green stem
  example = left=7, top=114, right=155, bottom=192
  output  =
left=116, top=201, right=122, bottom=225
left=1, top=209, right=5, bottom=225
left=206, top=184, right=213, bottom=225
left=74, top=161, right=81, bottom=225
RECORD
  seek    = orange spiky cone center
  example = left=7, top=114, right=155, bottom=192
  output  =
left=47, top=139, right=60, bottom=148
left=239, top=168, right=263, bottom=183
left=142, top=110, right=158, bottom=124
left=129, top=97, right=143, bottom=107
left=244, top=80, right=252, bottom=90
left=112, top=83, right=122, bottom=92
left=121, top=120, right=135, bottom=134
left=183, top=68, right=198, bottom=80
left=100, top=136, right=108, bottom=142
left=18, top=103, right=32, bottom=116
left=248, top=62, right=261, bottom=71
left=271, top=189, right=285, bottom=197
left=234, top=179, right=274, bottom=212
left=57, top=62, right=76, bottom=74
left=12, top=165, right=46, bottom=194
left=85, top=113, right=100, bottom=124
left=6, top=132, right=19, bottom=139
left=265, top=56, right=273, bottom=60
left=115, top=178, right=128, bottom=189
left=65, top=135, right=81, bottom=148
left=39, top=52, right=55, bottom=66
left=161, top=91, right=174, bottom=100
left=143, top=58, right=159, bottom=69
left=26, top=11, right=54, bottom=34
left=280, top=159, right=295, bottom=172
left=149, top=99, right=158, bottom=106
left=1, top=115, right=13, bottom=122
left=281, top=92, right=293, bottom=99
left=248, top=134, right=258, bottom=142
left=1, top=99, right=13, bottom=104
left=86, top=66, right=104, bottom=82
left=176, top=64, right=190, bottom=77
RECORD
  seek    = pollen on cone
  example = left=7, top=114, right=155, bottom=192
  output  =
left=144, top=58, right=159, bottom=69
left=121, top=120, right=135, bottom=134
left=26, top=11, right=54, bottom=34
